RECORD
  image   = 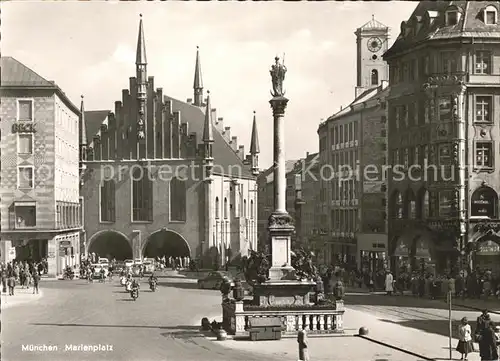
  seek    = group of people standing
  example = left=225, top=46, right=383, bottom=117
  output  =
left=0, top=260, right=42, bottom=296
left=456, top=310, right=500, bottom=361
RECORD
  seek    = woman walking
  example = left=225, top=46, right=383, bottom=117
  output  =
left=456, top=317, right=473, bottom=360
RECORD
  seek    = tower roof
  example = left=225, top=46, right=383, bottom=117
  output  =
left=250, top=111, right=260, bottom=154
left=136, top=14, right=147, bottom=65
left=384, top=1, right=500, bottom=59
left=359, top=15, right=389, bottom=31
left=193, top=46, right=203, bottom=89
left=202, top=90, right=214, bottom=142
left=79, top=96, right=87, bottom=145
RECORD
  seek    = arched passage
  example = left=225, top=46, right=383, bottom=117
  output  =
left=143, top=229, right=191, bottom=259
left=87, top=230, right=132, bottom=261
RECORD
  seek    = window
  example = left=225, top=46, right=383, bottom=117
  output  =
left=243, top=199, right=247, bottom=218
left=439, top=190, right=454, bottom=218
left=484, top=6, right=498, bottom=25
left=476, top=142, right=493, bottom=168
left=215, top=197, right=220, bottom=219
left=420, top=190, right=429, bottom=219
left=439, top=98, right=452, bottom=121
left=17, top=99, right=33, bottom=121
left=170, top=177, right=186, bottom=222
left=18, top=133, right=33, bottom=154
left=393, top=191, right=403, bottom=219
left=353, top=121, right=358, bottom=141
left=475, top=51, right=491, bottom=74
left=100, top=180, right=116, bottom=222
left=18, top=166, right=33, bottom=188
left=424, top=55, right=430, bottom=75
left=441, top=52, right=456, bottom=73
left=445, top=10, right=458, bottom=26
left=132, top=167, right=153, bottom=222
left=250, top=200, right=254, bottom=219
left=424, top=101, right=430, bottom=123
left=475, top=96, right=492, bottom=123
left=224, top=198, right=228, bottom=219
left=15, top=204, right=36, bottom=228
left=371, top=69, right=378, bottom=85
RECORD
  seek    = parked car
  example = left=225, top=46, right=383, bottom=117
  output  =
left=114, top=261, right=125, bottom=273
left=99, top=258, right=109, bottom=264
left=124, top=259, right=134, bottom=268
left=197, top=271, right=234, bottom=290
left=131, top=264, right=142, bottom=276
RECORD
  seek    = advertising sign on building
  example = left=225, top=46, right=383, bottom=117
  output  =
left=471, top=188, right=496, bottom=218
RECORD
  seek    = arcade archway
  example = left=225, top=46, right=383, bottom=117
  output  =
left=143, top=229, right=191, bottom=259
left=87, top=230, right=132, bottom=261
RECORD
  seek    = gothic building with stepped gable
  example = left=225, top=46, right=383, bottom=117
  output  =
left=80, top=15, right=260, bottom=265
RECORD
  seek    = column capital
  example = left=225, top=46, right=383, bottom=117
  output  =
left=269, top=96, right=289, bottom=116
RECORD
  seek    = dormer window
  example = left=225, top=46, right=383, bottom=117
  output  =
left=484, top=5, right=498, bottom=25
left=445, top=10, right=459, bottom=26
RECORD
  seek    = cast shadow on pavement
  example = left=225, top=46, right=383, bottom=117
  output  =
left=345, top=293, right=472, bottom=311
left=157, top=281, right=199, bottom=290
left=377, top=318, right=480, bottom=340
left=30, top=323, right=200, bottom=332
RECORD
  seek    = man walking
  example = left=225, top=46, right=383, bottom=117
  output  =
left=32, top=271, right=40, bottom=294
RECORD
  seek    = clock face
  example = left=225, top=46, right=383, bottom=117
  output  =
left=367, top=37, right=382, bottom=53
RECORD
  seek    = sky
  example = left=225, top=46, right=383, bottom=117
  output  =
left=2, top=1, right=416, bottom=169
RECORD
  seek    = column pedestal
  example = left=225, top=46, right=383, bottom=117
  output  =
left=267, top=212, right=295, bottom=280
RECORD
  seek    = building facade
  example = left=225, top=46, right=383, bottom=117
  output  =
left=384, top=1, right=500, bottom=275
left=317, top=17, right=390, bottom=271
left=257, top=159, right=298, bottom=250
left=0, top=57, right=82, bottom=276
left=81, top=17, right=259, bottom=265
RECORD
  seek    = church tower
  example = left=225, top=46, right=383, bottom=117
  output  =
left=354, top=15, right=390, bottom=98
left=136, top=14, right=147, bottom=148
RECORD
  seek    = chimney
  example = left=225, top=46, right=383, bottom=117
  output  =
left=211, top=108, right=217, bottom=127
left=224, top=127, right=231, bottom=142
left=238, top=145, right=245, bottom=160
left=306, top=151, right=309, bottom=157
left=381, top=80, right=389, bottom=89
left=186, top=98, right=193, bottom=104
left=340, top=105, right=343, bottom=110
left=231, top=136, right=238, bottom=151
left=216, top=117, right=224, bottom=131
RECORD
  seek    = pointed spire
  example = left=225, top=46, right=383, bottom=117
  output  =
left=250, top=111, right=260, bottom=154
left=203, top=90, right=214, bottom=142
left=193, top=46, right=204, bottom=106
left=136, top=14, right=147, bottom=65
left=79, top=95, right=87, bottom=146
left=194, top=46, right=203, bottom=89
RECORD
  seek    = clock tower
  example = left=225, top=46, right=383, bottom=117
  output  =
left=355, top=15, right=390, bottom=98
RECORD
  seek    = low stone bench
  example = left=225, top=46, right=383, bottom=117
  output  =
left=248, top=317, right=283, bottom=341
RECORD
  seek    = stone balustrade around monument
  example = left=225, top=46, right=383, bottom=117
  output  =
left=222, top=300, right=345, bottom=337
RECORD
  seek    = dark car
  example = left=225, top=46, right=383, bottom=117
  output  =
left=197, top=271, right=234, bottom=290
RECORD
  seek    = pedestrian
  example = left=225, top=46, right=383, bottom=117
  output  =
left=479, top=321, right=498, bottom=361
left=7, top=273, right=15, bottom=296
left=456, top=317, right=473, bottom=360
left=476, top=310, right=490, bottom=341
left=385, top=270, right=394, bottom=296
left=32, top=271, right=40, bottom=294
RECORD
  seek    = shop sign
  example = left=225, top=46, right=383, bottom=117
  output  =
left=477, top=240, right=500, bottom=255
left=12, top=122, right=37, bottom=133
left=471, top=189, right=496, bottom=218
left=59, top=240, right=71, bottom=247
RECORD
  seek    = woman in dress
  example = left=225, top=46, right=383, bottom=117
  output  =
left=456, top=317, right=473, bottom=360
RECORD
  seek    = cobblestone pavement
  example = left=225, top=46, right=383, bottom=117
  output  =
left=2, top=277, right=284, bottom=361
left=344, top=292, right=500, bottom=360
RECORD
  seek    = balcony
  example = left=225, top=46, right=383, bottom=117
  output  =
left=425, top=72, right=467, bottom=87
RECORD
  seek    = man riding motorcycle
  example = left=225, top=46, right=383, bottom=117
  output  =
left=148, top=273, right=158, bottom=291
left=130, top=278, right=140, bottom=300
